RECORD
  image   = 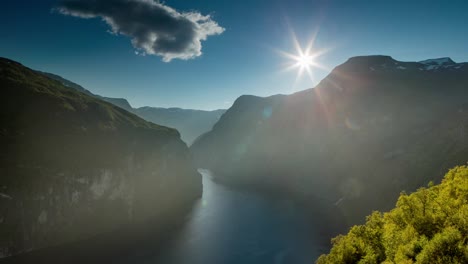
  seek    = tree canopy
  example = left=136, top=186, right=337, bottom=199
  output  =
left=317, top=165, right=468, bottom=264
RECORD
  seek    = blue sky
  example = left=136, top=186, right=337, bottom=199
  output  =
left=1, top=0, right=467, bottom=110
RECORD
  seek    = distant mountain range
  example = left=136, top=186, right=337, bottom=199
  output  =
left=191, top=55, right=468, bottom=226
left=133, top=107, right=225, bottom=145
left=37, top=71, right=225, bottom=145
left=0, top=58, right=201, bottom=257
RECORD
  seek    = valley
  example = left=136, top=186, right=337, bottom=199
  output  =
left=1, top=55, right=467, bottom=263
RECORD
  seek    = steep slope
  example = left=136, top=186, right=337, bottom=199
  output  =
left=37, top=71, right=134, bottom=112
left=36, top=71, right=94, bottom=96
left=0, top=58, right=202, bottom=257
left=191, top=55, right=468, bottom=225
left=99, top=97, right=133, bottom=112
left=38, top=71, right=225, bottom=144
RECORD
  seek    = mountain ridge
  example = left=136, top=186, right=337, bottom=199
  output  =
left=191, top=54, right=468, bottom=228
left=32, top=66, right=226, bottom=145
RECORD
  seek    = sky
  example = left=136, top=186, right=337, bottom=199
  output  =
left=1, top=0, right=467, bottom=110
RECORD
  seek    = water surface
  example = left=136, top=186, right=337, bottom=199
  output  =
left=126, top=170, right=329, bottom=264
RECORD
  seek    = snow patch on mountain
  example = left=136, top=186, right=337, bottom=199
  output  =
left=417, top=57, right=464, bottom=71
left=419, top=57, right=454, bottom=65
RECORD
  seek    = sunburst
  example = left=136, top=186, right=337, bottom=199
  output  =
left=278, top=29, right=329, bottom=83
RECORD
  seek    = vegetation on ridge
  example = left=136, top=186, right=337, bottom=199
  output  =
left=0, top=57, right=175, bottom=133
left=317, top=165, right=468, bottom=264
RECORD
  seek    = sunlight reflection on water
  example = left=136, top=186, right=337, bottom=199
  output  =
left=151, top=169, right=326, bottom=264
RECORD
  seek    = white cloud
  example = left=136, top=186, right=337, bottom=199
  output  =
left=57, top=0, right=225, bottom=62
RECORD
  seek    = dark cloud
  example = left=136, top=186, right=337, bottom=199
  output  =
left=57, top=0, right=224, bottom=62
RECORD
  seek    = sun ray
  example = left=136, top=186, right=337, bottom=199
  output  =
left=278, top=26, right=331, bottom=83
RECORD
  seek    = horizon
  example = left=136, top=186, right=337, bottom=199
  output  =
left=1, top=0, right=468, bottom=110
left=2, top=53, right=466, bottom=112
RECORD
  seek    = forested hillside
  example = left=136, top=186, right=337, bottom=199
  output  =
left=317, top=165, right=468, bottom=264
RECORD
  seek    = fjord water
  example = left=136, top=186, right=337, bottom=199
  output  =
left=124, top=170, right=329, bottom=264
left=4, top=170, right=332, bottom=264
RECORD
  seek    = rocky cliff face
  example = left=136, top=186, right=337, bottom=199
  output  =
left=0, top=58, right=202, bottom=257
left=191, top=55, right=468, bottom=225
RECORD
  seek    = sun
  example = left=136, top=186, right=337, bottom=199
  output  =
left=295, top=53, right=316, bottom=69
left=276, top=29, right=329, bottom=83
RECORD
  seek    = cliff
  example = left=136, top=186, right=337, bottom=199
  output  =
left=0, top=58, right=202, bottom=257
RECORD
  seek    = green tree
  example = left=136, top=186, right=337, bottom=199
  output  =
left=317, top=165, right=468, bottom=264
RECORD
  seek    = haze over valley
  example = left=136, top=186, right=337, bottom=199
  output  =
left=1, top=1, right=467, bottom=263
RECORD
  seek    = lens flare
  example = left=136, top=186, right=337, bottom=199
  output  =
left=277, top=27, right=329, bottom=84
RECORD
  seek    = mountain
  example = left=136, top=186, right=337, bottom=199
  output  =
left=191, top=55, right=468, bottom=226
left=38, top=71, right=225, bottom=145
left=134, top=107, right=225, bottom=144
left=99, top=97, right=134, bottom=112
left=36, top=71, right=94, bottom=96
left=0, top=58, right=202, bottom=257
left=37, top=71, right=134, bottom=112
